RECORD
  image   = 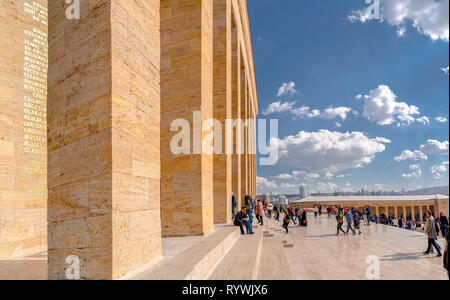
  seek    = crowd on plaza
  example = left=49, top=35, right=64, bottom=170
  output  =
left=232, top=196, right=449, bottom=279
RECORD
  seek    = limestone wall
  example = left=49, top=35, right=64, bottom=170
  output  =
left=0, top=0, right=47, bottom=259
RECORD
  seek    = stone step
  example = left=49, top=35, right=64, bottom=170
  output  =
left=125, top=225, right=240, bottom=280
left=207, top=229, right=263, bottom=280
left=257, top=234, right=294, bottom=280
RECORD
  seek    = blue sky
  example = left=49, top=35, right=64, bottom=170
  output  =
left=249, top=0, right=449, bottom=194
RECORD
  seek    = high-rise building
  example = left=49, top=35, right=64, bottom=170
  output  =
left=299, top=185, right=308, bottom=199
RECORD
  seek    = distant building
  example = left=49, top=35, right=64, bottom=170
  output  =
left=299, top=185, right=308, bottom=199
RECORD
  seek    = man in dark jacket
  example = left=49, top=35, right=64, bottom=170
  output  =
left=231, top=193, right=237, bottom=221
left=234, top=207, right=249, bottom=235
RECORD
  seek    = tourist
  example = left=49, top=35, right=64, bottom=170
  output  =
left=245, top=196, right=254, bottom=235
left=374, top=213, right=378, bottom=224
left=294, top=207, right=299, bottom=224
left=274, top=204, right=280, bottom=221
left=314, top=206, right=318, bottom=218
left=423, top=211, right=442, bottom=257
left=345, top=208, right=356, bottom=235
left=301, top=208, right=308, bottom=227
left=267, top=202, right=273, bottom=219
left=353, top=209, right=362, bottom=235
left=231, top=193, right=237, bottom=221
left=256, top=199, right=264, bottom=226
left=327, top=206, right=331, bottom=217
left=282, top=211, right=290, bottom=234
left=364, top=206, right=371, bottom=225
left=234, top=207, right=249, bottom=235
left=336, top=210, right=345, bottom=236
left=444, top=231, right=449, bottom=279
left=439, top=212, right=449, bottom=238
left=398, top=217, right=404, bottom=229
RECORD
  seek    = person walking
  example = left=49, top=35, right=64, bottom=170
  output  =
left=439, top=212, right=449, bottom=238
left=444, top=231, right=449, bottom=279
left=267, top=202, right=273, bottom=219
left=314, top=206, right=318, bottom=218
left=336, top=210, right=345, bottom=236
left=423, top=210, right=442, bottom=257
left=256, top=199, right=264, bottom=226
left=353, top=209, right=362, bottom=235
left=282, top=211, right=290, bottom=234
left=301, top=208, right=308, bottom=227
left=345, top=208, right=356, bottom=235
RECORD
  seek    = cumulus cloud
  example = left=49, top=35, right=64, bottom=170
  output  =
left=394, top=150, right=428, bottom=161
left=419, top=139, right=449, bottom=155
left=431, top=161, right=449, bottom=179
left=314, top=182, right=338, bottom=193
left=359, top=85, right=420, bottom=126
left=347, top=0, right=449, bottom=41
left=276, top=130, right=389, bottom=173
left=375, top=137, right=392, bottom=144
left=402, top=164, right=422, bottom=178
left=442, top=67, right=450, bottom=75
left=395, top=140, right=449, bottom=161
left=277, top=82, right=298, bottom=97
left=435, top=117, right=448, bottom=123
left=416, top=116, right=430, bottom=125
left=322, top=107, right=352, bottom=121
left=263, top=101, right=297, bottom=115
left=273, top=173, right=294, bottom=180
left=257, top=176, right=278, bottom=190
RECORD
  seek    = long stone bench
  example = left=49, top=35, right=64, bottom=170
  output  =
left=207, top=229, right=264, bottom=280
left=124, top=225, right=240, bottom=280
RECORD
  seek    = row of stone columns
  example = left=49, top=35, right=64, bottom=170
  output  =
left=47, top=0, right=257, bottom=279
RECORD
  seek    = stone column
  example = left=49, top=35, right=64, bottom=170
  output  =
left=48, top=0, right=162, bottom=279
left=419, top=206, right=423, bottom=221
left=394, top=206, right=398, bottom=218
left=240, top=64, right=248, bottom=202
left=160, top=0, right=214, bottom=237
left=375, top=206, right=379, bottom=215
left=402, top=206, right=407, bottom=219
left=231, top=18, right=241, bottom=209
left=212, top=0, right=232, bottom=224
left=411, top=206, right=415, bottom=220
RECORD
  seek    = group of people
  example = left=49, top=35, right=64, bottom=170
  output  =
left=232, top=194, right=308, bottom=235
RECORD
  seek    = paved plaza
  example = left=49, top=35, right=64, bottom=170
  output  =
left=265, top=215, right=448, bottom=280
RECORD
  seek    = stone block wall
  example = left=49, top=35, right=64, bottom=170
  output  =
left=0, top=0, right=47, bottom=259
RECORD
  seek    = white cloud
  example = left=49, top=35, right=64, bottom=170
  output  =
left=292, top=106, right=311, bottom=117
left=307, top=109, right=321, bottom=118
left=263, top=101, right=296, bottom=115
left=305, top=173, right=321, bottom=179
left=416, top=116, right=430, bottom=125
left=375, top=137, right=392, bottom=144
left=334, top=122, right=342, bottom=128
left=359, top=85, right=420, bottom=126
left=273, top=173, right=294, bottom=180
left=314, top=182, right=338, bottom=193
left=402, top=164, right=422, bottom=178
left=257, top=176, right=278, bottom=190
left=394, top=150, right=428, bottom=161
left=395, top=140, right=449, bottom=162
left=442, top=67, right=450, bottom=75
left=347, top=0, right=449, bottom=41
left=277, top=82, right=298, bottom=97
left=435, top=117, right=448, bottom=123
left=322, top=107, right=352, bottom=121
left=419, top=139, right=449, bottom=155
left=276, top=130, right=388, bottom=173
left=431, top=161, right=449, bottom=179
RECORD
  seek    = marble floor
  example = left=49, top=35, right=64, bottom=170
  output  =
left=267, top=214, right=448, bottom=280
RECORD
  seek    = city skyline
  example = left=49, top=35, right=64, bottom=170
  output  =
left=250, top=0, right=449, bottom=194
